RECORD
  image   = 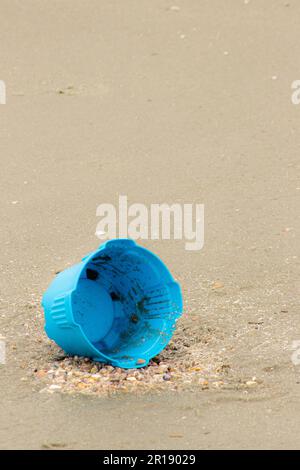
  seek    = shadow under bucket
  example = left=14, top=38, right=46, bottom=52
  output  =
left=42, top=239, right=183, bottom=369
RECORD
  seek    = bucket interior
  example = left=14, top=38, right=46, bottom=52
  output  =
left=71, top=244, right=181, bottom=367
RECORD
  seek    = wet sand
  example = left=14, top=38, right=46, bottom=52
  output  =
left=1, top=0, right=300, bottom=449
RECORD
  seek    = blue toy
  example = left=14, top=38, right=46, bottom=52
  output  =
left=42, top=239, right=183, bottom=368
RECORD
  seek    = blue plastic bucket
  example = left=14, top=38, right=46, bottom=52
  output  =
left=42, top=239, right=183, bottom=369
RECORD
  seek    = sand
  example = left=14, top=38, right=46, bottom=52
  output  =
left=1, top=0, right=300, bottom=449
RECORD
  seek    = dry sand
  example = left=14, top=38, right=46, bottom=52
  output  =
left=1, top=0, right=300, bottom=449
